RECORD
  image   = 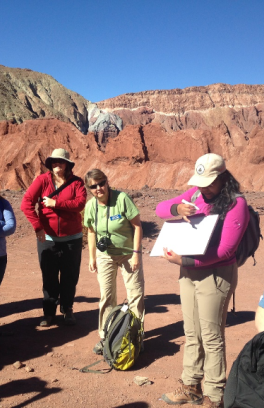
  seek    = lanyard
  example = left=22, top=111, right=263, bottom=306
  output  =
left=95, top=190, right=111, bottom=243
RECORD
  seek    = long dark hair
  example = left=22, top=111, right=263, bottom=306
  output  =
left=51, top=162, right=73, bottom=181
left=209, top=170, right=241, bottom=219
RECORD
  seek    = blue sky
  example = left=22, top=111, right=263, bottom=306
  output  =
left=1, top=1, right=264, bottom=103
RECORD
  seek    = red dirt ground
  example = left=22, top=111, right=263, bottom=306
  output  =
left=0, top=188, right=263, bottom=408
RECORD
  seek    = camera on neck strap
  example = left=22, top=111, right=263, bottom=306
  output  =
left=96, top=236, right=112, bottom=252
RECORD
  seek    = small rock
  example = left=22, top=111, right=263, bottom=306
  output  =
left=51, top=378, right=58, bottom=383
left=133, top=376, right=152, bottom=386
left=13, top=361, right=24, bottom=369
left=25, top=366, right=34, bottom=372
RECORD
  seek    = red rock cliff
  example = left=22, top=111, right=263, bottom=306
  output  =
left=1, top=118, right=264, bottom=192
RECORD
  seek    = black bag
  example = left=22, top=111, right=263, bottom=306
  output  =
left=103, top=303, right=143, bottom=371
left=224, top=331, right=264, bottom=408
left=79, top=304, right=143, bottom=374
left=235, top=205, right=263, bottom=267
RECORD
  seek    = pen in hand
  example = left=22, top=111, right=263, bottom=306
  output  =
left=181, top=199, right=199, bottom=210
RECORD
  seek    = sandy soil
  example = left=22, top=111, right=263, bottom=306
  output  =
left=0, top=188, right=264, bottom=408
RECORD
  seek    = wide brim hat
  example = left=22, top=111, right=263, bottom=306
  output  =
left=187, top=153, right=226, bottom=188
left=45, top=148, right=75, bottom=171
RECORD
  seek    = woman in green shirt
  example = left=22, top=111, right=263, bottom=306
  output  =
left=84, top=169, right=145, bottom=355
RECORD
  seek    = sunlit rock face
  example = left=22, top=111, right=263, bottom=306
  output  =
left=0, top=118, right=264, bottom=192
left=0, top=65, right=123, bottom=139
left=1, top=65, right=264, bottom=191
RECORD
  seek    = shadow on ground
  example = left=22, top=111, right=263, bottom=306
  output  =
left=0, top=296, right=99, bottom=370
left=0, top=378, right=61, bottom=408
left=142, top=221, right=160, bottom=238
left=226, top=310, right=255, bottom=327
left=0, top=295, right=99, bottom=319
left=133, top=293, right=183, bottom=369
left=145, top=293, right=181, bottom=314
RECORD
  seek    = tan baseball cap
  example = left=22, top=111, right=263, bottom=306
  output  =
left=45, top=148, right=75, bottom=170
left=187, top=153, right=226, bottom=187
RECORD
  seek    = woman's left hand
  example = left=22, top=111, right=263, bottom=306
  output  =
left=43, top=197, right=56, bottom=208
left=130, top=253, right=140, bottom=272
left=162, top=247, right=182, bottom=265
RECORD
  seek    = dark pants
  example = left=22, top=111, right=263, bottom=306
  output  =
left=37, top=238, right=82, bottom=317
left=0, top=255, right=7, bottom=286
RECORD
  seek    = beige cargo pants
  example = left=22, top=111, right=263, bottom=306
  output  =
left=179, top=263, right=238, bottom=403
left=96, top=250, right=145, bottom=339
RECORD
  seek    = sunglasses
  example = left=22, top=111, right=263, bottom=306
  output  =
left=89, top=180, right=107, bottom=190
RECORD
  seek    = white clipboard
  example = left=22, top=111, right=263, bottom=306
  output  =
left=150, top=214, right=219, bottom=256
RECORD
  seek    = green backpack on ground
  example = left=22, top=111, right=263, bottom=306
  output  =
left=103, top=303, right=144, bottom=371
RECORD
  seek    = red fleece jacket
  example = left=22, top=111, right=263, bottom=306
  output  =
left=21, top=172, right=87, bottom=237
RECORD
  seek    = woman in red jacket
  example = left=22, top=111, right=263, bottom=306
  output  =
left=21, top=148, right=87, bottom=327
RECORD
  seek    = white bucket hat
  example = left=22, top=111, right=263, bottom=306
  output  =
left=187, top=153, right=226, bottom=188
left=45, top=148, right=75, bottom=170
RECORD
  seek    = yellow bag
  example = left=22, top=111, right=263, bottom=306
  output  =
left=103, top=304, right=143, bottom=371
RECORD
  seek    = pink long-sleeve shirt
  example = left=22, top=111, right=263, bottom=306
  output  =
left=155, top=187, right=250, bottom=269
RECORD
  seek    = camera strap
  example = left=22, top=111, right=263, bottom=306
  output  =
left=95, top=189, right=111, bottom=243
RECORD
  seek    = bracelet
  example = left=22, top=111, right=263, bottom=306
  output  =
left=133, top=250, right=141, bottom=253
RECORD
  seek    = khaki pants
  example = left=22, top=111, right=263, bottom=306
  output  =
left=96, top=250, right=145, bottom=339
left=179, top=263, right=238, bottom=402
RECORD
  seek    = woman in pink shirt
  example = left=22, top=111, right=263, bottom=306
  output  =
left=156, top=154, right=250, bottom=408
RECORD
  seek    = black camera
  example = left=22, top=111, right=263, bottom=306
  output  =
left=96, top=236, right=112, bottom=252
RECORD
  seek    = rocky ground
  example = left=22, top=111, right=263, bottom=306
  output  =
left=0, top=188, right=263, bottom=408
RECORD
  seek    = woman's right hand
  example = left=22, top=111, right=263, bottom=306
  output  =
left=89, top=258, right=97, bottom=273
left=177, top=203, right=197, bottom=223
left=36, top=229, right=46, bottom=243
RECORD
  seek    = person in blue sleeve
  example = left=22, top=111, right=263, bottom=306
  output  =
left=0, top=195, right=16, bottom=286
left=255, top=294, right=264, bottom=332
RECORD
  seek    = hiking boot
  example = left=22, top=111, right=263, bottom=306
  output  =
left=40, top=316, right=53, bottom=327
left=93, top=339, right=105, bottom=355
left=201, top=396, right=223, bottom=408
left=162, top=379, right=203, bottom=405
left=64, top=309, right=76, bottom=326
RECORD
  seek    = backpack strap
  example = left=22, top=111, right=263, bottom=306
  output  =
left=191, top=190, right=201, bottom=203
left=231, top=291, right=236, bottom=314
left=79, top=359, right=112, bottom=374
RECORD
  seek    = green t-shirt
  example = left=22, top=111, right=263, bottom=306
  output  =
left=84, top=189, right=139, bottom=255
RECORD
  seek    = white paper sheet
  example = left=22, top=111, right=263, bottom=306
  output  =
left=150, top=214, right=219, bottom=256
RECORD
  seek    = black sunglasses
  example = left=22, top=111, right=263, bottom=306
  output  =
left=89, top=180, right=107, bottom=190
